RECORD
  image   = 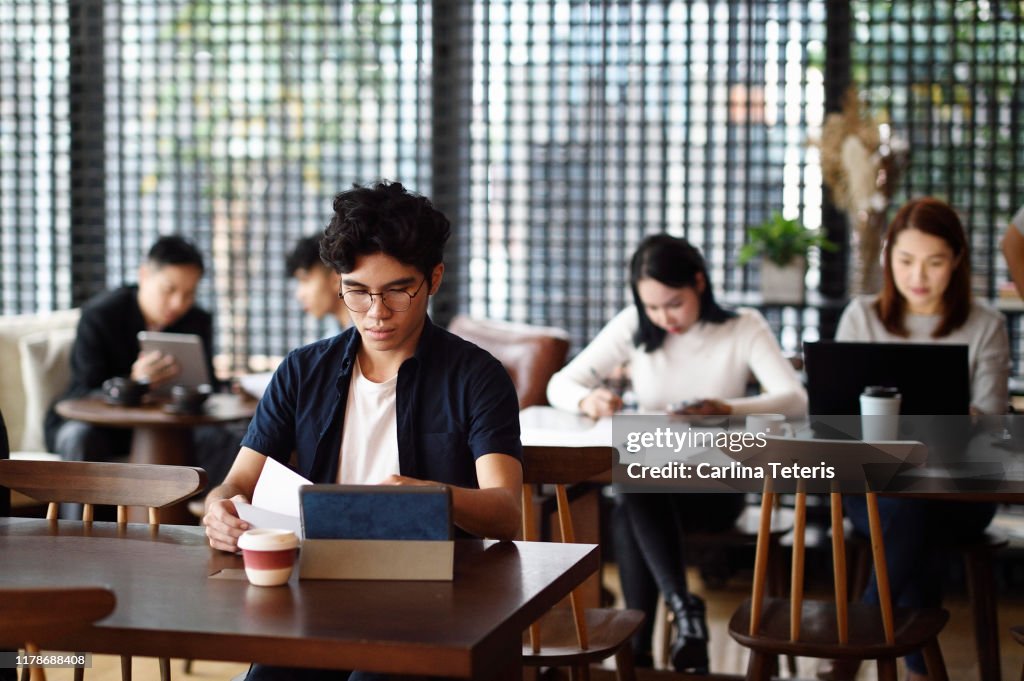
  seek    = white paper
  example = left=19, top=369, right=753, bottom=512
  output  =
left=520, top=413, right=615, bottom=448
left=233, top=457, right=313, bottom=537
left=235, top=500, right=303, bottom=537
left=252, top=457, right=313, bottom=516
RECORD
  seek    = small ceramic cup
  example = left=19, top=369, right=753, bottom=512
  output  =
left=745, top=413, right=794, bottom=437
left=237, top=528, right=299, bottom=587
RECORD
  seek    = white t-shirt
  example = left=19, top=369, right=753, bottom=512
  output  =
left=337, top=359, right=401, bottom=484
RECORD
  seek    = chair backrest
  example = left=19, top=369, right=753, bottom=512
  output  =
left=520, top=444, right=616, bottom=651
left=0, top=309, right=80, bottom=453
left=0, top=586, right=115, bottom=681
left=743, top=436, right=927, bottom=647
left=448, top=315, right=570, bottom=409
left=0, top=459, right=206, bottom=525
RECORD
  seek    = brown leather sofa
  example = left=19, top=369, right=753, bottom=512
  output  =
left=447, top=315, right=570, bottom=409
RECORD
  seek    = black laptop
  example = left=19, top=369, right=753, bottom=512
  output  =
left=803, top=341, right=970, bottom=416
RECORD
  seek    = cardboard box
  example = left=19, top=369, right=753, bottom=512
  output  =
left=298, top=538, right=454, bottom=580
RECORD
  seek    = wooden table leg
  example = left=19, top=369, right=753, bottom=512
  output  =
left=129, top=426, right=196, bottom=524
left=473, top=635, right=522, bottom=681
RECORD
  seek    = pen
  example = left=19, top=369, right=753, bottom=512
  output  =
left=589, top=367, right=622, bottom=396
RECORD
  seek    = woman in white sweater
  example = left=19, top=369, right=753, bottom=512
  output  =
left=546, top=234, right=807, bottom=672
left=830, top=197, right=1009, bottom=681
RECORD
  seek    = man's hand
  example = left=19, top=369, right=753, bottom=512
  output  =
left=203, top=495, right=250, bottom=553
left=579, top=388, right=623, bottom=419
left=131, top=350, right=180, bottom=387
left=379, top=474, right=434, bottom=487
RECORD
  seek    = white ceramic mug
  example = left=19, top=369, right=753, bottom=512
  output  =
left=745, top=413, right=794, bottom=437
left=860, top=386, right=901, bottom=441
left=237, top=528, right=299, bottom=587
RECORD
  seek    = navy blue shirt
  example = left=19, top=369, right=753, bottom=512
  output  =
left=242, top=317, right=523, bottom=489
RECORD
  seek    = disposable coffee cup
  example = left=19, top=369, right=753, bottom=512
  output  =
left=860, top=386, right=901, bottom=441
left=237, top=528, right=299, bottom=587
left=745, top=413, right=793, bottom=437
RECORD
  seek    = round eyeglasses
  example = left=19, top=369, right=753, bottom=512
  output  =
left=339, top=278, right=427, bottom=313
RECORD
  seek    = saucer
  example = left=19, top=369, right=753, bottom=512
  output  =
left=162, top=402, right=206, bottom=416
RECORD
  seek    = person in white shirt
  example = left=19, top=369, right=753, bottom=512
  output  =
left=547, top=234, right=807, bottom=672
left=823, top=197, right=1009, bottom=681
left=204, top=181, right=523, bottom=681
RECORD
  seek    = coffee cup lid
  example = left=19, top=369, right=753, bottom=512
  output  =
left=238, top=528, right=299, bottom=551
left=863, top=385, right=900, bottom=398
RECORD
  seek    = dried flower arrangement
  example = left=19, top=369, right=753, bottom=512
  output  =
left=814, top=87, right=908, bottom=294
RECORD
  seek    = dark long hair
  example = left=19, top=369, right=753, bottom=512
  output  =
left=876, top=197, right=971, bottom=338
left=630, top=234, right=735, bottom=351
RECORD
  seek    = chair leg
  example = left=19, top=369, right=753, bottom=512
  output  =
left=765, top=538, right=797, bottom=676
left=183, top=659, right=192, bottom=675
left=876, top=657, right=898, bottom=681
left=73, top=666, right=84, bottom=681
left=120, top=655, right=132, bottom=681
left=744, top=651, right=773, bottom=681
left=613, top=641, right=636, bottom=681
left=569, top=663, right=590, bottom=681
left=964, top=547, right=1001, bottom=681
left=158, top=657, right=171, bottom=681
left=922, top=638, right=950, bottom=681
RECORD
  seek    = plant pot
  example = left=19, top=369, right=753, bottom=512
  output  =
left=760, top=256, right=806, bottom=305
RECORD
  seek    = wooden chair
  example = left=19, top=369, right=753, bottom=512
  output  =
left=849, top=526, right=1007, bottom=681
left=521, top=444, right=645, bottom=680
left=0, top=459, right=206, bottom=681
left=0, top=586, right=116, bottom=681
left=657, top=500, right=796, bottom=672
left=727, top=436, right=950, bottom=681
left=447, top=315, right=570, bottom=409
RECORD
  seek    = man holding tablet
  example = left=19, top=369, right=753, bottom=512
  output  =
left=45, top=235, right=217, bottom=464
left=204, top=181, right=522, bottom=681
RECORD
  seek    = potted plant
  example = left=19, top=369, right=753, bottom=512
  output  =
left=739, top=212, right=837, bottom=304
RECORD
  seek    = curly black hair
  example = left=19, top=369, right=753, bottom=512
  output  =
left=285, top=235, right=325, bottom=275
left=320, top=181, right=451, bottom=278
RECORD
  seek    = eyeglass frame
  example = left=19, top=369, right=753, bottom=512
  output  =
left=338, top=276, right=428, bottom=313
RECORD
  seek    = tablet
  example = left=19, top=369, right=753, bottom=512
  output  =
left=136, top=331, right=213, bottom=393
left=300, top=484, right=452, bottom=541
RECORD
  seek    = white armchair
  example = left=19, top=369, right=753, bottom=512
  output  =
left=0, top=309, right=79, bottom=457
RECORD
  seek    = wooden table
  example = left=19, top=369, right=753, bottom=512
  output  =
left=0, top=518, right=599, bottom=680
left=55, top=394, right=256, bottom=522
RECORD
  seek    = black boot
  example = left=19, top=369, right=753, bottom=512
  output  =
left=667, top=593, right=709, bottom=673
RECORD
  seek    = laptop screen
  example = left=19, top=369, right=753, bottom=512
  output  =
left=803, top=340, right=970, bottom=416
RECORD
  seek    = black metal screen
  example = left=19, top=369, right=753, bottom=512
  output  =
left=851, top=0, right=1024, bottom=366
left=2, top=0, right=431, bottom=374
left=3, top=1, right=1024, bottom=371
left=459, top=1, right=829, bottom=353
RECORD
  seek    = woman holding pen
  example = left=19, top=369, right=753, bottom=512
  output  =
left=546, top=234, right=807, bottom=672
